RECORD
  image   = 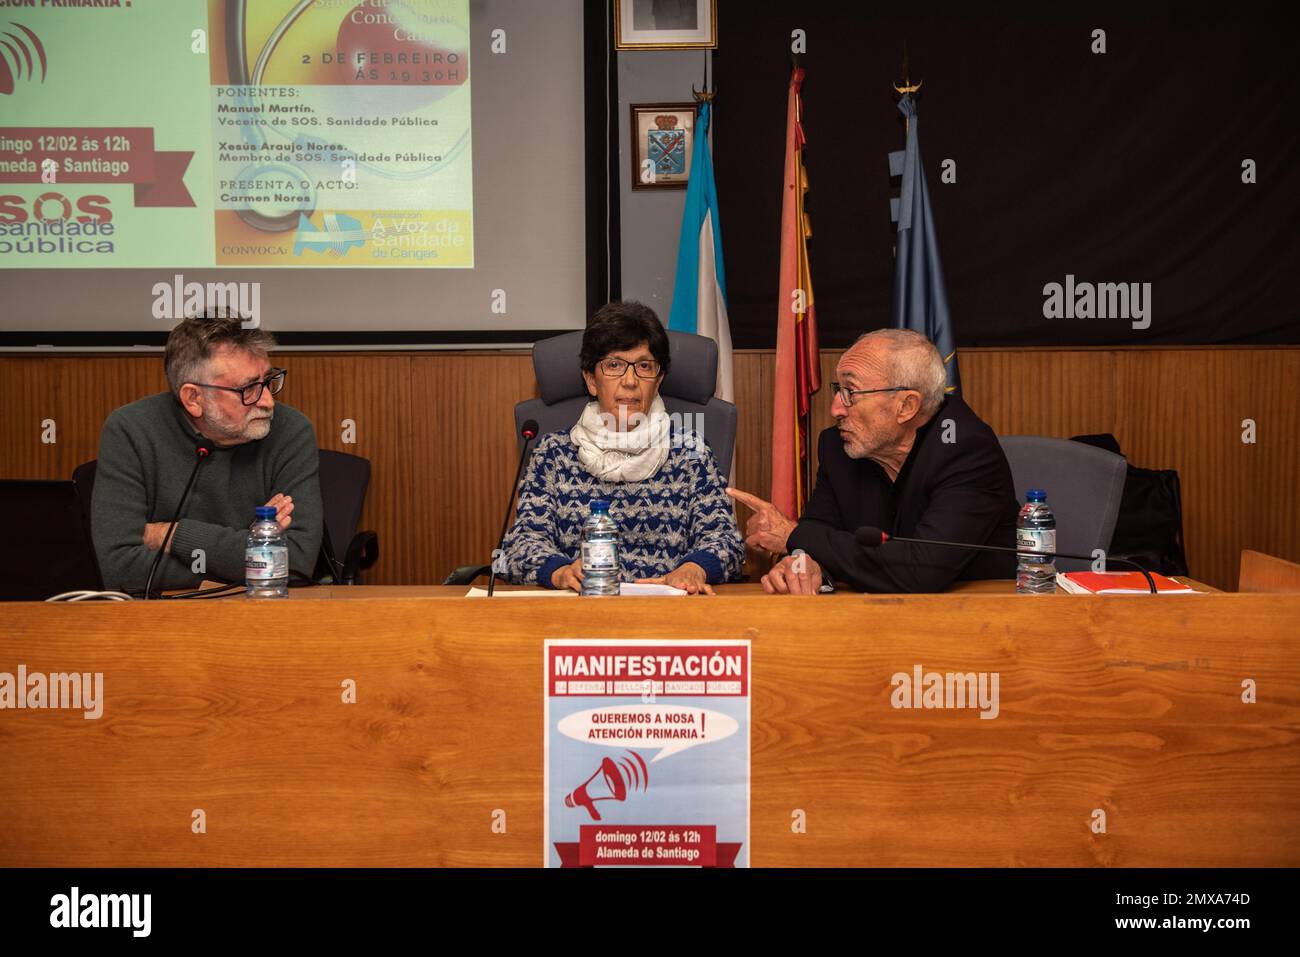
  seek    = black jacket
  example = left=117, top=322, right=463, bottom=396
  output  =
left=786, top=395, right=1019, bottom=592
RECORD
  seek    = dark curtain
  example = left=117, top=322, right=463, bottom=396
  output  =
left=711, top=0, right=1300, bottom=347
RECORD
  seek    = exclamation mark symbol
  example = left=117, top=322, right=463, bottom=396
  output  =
left=701, top=711, right=706, bottom=737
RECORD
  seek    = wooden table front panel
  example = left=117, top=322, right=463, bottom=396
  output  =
left=1, top=591, right=1296, bottom=867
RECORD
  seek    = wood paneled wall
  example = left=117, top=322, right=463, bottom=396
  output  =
left=1, top=347, right=1295, bottom=590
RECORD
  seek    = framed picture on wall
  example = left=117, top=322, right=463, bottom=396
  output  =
left=614, top=0, right=717, bottom=50
left=629, top=102, right=697, bottom=190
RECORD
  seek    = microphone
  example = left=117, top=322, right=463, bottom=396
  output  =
left=143, top=435, right=214, bottom=600
left=852, top=526, right=1158, bottom=594
left=488, top=419, right=540, bottom=596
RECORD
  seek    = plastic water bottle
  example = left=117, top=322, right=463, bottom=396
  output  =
left=581, top=499, right=620, bottom=596
left=1016, top=489, right=1057, bottom=594
left=245, top=505, right=289, bottom=598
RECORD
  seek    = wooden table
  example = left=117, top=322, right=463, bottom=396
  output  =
left=3, top=577, right=1295, bottom=868
left=192, top=576, right=1220, bottom=598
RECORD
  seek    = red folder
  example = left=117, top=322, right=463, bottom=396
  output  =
left=1058, top=571, right=1197, bottom=594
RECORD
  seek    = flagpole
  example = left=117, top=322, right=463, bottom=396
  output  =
left=793, top=62, right=808, bottom=510
left=888, top=57, right=960, bottom=395
left=894, top=44, right=922, bottom=135
left=795, top=138, right=811, bottom=504
left=893, top=78, right=923, bottom=135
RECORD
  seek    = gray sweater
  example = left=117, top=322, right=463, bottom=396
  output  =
left=91, top=392, right=323, bottom=591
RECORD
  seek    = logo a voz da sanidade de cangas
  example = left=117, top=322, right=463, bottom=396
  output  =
left=0, top=22, right=48, bottom=97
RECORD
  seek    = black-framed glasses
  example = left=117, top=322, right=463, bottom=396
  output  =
left=192, top=368, right=286, bottom=405
left=598, top=357, right=661, bottom=379
left=830, top=382, right=912, bottom=408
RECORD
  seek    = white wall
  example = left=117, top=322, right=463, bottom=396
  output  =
left=617, top=49, right=712, bottom=316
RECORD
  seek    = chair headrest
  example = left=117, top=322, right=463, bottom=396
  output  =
left=533, top=330, right=718, bottom=406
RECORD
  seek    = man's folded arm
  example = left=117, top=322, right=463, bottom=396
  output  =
left=270, top=418, right=324, bottom=577
left=167, top=417, right=324, bottom=583
left=91, top=413, right=194, bottom=591
left=166, top=520, right=249, bottom=582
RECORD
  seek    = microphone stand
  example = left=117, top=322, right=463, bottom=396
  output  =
left=859, top=531, right=1159, bottom=594
left=488, top=421, right=539, bottom=596
left=143, top=442, right=212, bottom=600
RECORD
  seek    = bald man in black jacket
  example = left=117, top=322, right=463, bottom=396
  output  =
left=728, top=329, right=1018, bottom=593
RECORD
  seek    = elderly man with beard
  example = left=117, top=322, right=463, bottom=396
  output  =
left=91, top=315, right=322, bottom=593
left=728, top=328, right=1018, bottom=594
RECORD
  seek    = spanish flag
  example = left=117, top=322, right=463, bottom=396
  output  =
left=771, top=67, right=821, bottom=518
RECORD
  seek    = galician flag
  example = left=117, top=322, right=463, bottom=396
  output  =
left=668, top=99, right=734, bottom=403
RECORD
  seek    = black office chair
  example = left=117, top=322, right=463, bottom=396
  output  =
left=72, top=460, right=96, bottom=521
left=315, top=449, right=378, bottom=585
left=997, top=436, right=1127, bottom=573
left=71, top=452, right=377, bottom=584
left=444, top=329, right=737, bottom=586
left=71, top=460, right=98, bottom=556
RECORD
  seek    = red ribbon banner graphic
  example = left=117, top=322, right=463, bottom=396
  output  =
left=0, top=126, right=194, bottom=208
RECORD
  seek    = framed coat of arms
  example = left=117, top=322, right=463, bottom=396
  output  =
left=630, top=102, right=697, bottom=190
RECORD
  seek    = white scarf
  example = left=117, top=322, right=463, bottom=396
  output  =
left=570, top=395, right=672, bottom=483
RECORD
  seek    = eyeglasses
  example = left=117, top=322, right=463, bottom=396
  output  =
left=192, top=368, right=286, bottom=405
left=598, top=357, right=661, bottom=379
left=830, top=382, right=912, bottom=408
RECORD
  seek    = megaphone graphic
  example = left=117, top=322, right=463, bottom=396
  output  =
left=563, top=751, right=649, bottom=821
left=0, top=23, right=46, bottom=97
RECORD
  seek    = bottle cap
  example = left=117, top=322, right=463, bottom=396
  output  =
left=255, top=506, right=278, bottom=519
left=590, top=499, right=610, bottom=511
left=1027, top=489, right=1047, bottom=502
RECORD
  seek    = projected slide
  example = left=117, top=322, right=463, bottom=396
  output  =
left=0, top=0, right=473, bottom=269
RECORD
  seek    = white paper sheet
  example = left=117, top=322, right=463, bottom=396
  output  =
left=464, top=587, right=577, bottom=598
left=616, top=582, right=689, bottom=597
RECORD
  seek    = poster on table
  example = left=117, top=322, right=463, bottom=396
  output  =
left=544, top=639, right=750, bottom=868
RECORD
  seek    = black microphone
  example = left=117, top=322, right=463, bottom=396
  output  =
left=488, top=419, right=540, bottom=596
left=143, top=435, right=214, bottom=600
left=852, top=525, right=1159, bottom=594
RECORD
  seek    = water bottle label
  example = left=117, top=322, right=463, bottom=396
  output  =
left=246, top=546, right=288, bottom=581
left=1017, top=529, right=1056, bottom=556
left=583, top=540, right=617, bottom=572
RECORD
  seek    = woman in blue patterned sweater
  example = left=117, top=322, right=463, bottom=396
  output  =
left=502, top=302, right=744, bottom=594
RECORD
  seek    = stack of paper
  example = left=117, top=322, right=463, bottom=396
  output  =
left=464, top=587, right=576, bottom=598
left=464, top=583, right=688, bottom=598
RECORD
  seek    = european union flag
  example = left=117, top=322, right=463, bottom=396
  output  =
left=889, top=93, right=959, bottom=393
